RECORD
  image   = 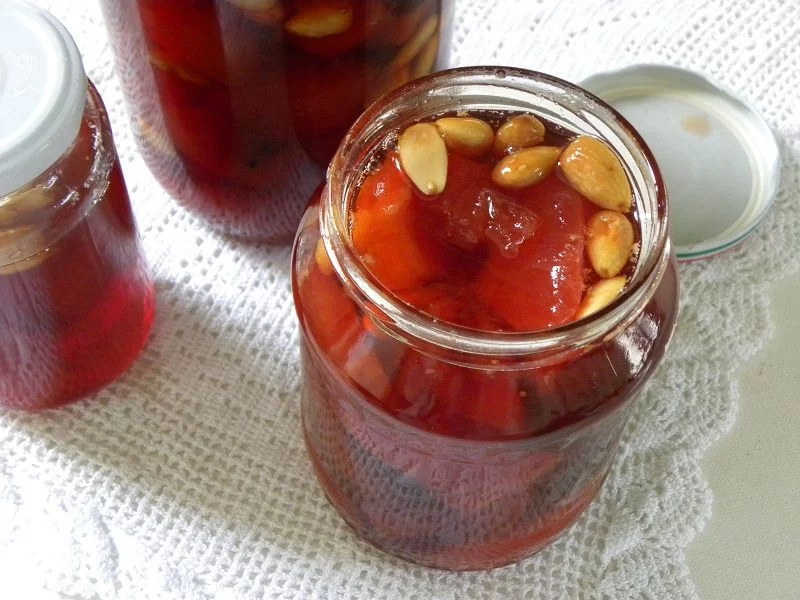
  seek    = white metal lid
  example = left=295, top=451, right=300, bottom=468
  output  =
left=0, top=0, right=87, bottom=197
left=581, top=64, right=780, bottom=261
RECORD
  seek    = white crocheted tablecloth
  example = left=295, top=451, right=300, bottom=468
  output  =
left=2, top=1, right=798, bottom=598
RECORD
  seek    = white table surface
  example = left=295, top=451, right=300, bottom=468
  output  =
left=687, top=272, right=800, bottom=599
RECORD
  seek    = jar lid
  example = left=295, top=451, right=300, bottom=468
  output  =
left=581, top=64, right=780, bottom=261
left=0, top=0, right=87, bottom=197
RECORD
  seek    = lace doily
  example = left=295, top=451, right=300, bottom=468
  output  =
left=1, top=1, right=798, bottom=598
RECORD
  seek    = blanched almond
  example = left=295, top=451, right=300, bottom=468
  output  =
left=398, top=123, right=448, bottom=195
left=148, top=53, right=208, bottom=85
left=560, top=136, right=632, bottom=213
left=493, top=114, right=546, bottom=155
left=315, top=238, right=334, bottom=275
left=393, top=15, right=438, bottom=66
left=411, top=34, right=439, bottom=79
left=575, top=276, right=626, bottom=320
left=391, top=4, right=426, bottom=45
left=285, top=3, right=353, bottom=38
left=138, top=119, right=176, bottom=158
left=491, top=146, right=560, bottom=190
left=586, top=210, right=635, bottom=278
left=434, top=117, right=493, bottom=158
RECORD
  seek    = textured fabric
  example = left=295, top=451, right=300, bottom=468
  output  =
left=2, top=0, right=799, bottom=598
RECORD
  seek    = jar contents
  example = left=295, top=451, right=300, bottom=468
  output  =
left=102, top=0, right=453, bottom=240
left=304, top=112, right=639, bottom=437
left=352, top=115, right=638, bottom=334
left=0, top=95, right=154, bottom=411
left=293, top=105, right=673, bottom=570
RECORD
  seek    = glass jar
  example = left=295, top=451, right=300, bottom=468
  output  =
left=291, top=67, right=679, bottom=570
left=0, top=2, right=154, bottom=410
left=100, top=0, right=455, bottom=241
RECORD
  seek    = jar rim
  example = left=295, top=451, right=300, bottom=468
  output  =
left=321, top=66, right=671, bottom=365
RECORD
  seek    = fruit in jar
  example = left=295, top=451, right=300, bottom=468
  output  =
left=477, top=175, right=586, bottom=331
left=351, top=154, right=444, bottom=289
left=393, top=14, right=438, bottom=67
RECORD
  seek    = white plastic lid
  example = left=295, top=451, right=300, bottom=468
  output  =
left=0, top=0, right=87, bottom=197
left=581, top=65, right=780, bottom=261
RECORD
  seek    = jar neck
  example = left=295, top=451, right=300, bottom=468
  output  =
left=321, top=67, right=670, bottom=367
left=1, top=83, right=114, bottom=267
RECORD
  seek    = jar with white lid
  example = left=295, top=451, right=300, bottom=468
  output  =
left=0, top=0, right=154, bottom=410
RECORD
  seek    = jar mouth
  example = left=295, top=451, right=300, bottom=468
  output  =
left=321, top=66, right=670, bottom=365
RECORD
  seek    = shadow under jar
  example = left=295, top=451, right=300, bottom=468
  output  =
left=100, top=0, right=455, bottom=241
left=292, top=67, right=679, bottom=570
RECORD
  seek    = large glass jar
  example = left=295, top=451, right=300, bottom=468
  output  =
left=100, top=0, right=455, bottom=241
left=291, top=67, right=679, bottom=570
left=0, top=2, right=154, bottom=410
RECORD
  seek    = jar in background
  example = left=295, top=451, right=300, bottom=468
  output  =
left=0, top=1, right=154, bottom=410
left=292, top=67, right=679, bottom=569
left=100, top=0, right=455, bottom=241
